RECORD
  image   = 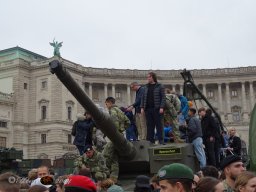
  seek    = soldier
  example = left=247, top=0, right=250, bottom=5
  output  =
left=220, top=155, right=245, bottom=192
left=157, top=163, right=194, bottom=192
left=74, top=145, right=109, bottom=182
left=164, top=88, right=183, bottom=143
left=103, top=96, right=130, bottom=182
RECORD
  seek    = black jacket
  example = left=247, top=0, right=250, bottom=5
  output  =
left=140, top=83, right=165, bottom=110
left=228, top=135, right=241, bottom=156
left=201, top=114, right=220, bottom=143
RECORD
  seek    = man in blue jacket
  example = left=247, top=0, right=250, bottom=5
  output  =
left=187, top=108, right=206, bottom=168
left=127, top=82, right=147, bottom=140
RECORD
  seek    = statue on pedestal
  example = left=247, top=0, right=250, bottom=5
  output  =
left=49, top=39, right=63, bottom=57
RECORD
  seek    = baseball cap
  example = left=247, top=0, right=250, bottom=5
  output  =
left=135, top=175, right=150, bottom=188
left=220, top=155, right=243, bottom=170
left=157, top=163, right=194, bottom=181
left=64, top=175, right=96, bottom=192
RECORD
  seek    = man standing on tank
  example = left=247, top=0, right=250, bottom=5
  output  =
left=141, top=72, right=165, bottom=144
left=127, top=82, right=147, bottom=140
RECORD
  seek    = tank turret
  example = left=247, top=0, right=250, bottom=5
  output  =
left=49, top=60, right=200, bottom=174
left=49, top=60, right=136, bottom=160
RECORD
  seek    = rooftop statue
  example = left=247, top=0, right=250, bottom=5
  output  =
left=49, top=39, right=63, bottom=57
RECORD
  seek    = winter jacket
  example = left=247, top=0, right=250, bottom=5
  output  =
left=187, top=116, right=203, bottom=142
left=73, top=114, right=95, bottom=146
left=140, top=83, right=165, bottom=110
left=132, top=86, right=145, bottom=114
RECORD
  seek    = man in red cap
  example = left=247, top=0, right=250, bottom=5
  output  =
left=64, top=175, right=97, bottom=192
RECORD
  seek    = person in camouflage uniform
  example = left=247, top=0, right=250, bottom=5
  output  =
left=164, top=88, right=183, bottom=143
left=74, top=145, right=109, bottom=182
left=103, top=97, right=130, bottom=182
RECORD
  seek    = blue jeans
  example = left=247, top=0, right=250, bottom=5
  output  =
left=126, top=124, right=137, bottom=141
left=192, top=137, right=206, bottom=168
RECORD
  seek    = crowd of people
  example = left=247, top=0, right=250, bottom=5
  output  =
left=0, top=155, right=254, bottom=192
left=0, top=72, right=249, bottom=192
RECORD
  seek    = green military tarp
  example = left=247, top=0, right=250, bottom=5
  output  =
left=249, top=104, right=256, bottom=171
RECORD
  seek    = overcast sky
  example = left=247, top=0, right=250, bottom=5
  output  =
left=1, top=0, right=256, bottom=70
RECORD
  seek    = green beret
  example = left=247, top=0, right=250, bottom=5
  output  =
left=157, top=163, right=194, bottom=181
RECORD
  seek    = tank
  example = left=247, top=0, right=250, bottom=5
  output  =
left=0, top=148, right=23, bottom=173
left=49, top=60, right=136, bottom=160
left=49, top=60, right=199, bottom=174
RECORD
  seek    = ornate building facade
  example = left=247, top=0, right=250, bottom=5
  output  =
left=0, top=47, right=254, bottom=159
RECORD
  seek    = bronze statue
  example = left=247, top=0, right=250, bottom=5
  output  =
left=49, top=39, right=63, bottom=57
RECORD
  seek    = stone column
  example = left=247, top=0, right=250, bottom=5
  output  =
left=112, top=84, right=116, bottom=97
left=202, top=84, right=207, bottom=97
left=127, top=84, right=131, bottom=105
left=89, top=83, right=92, bottom=99
left=172, top=85, right=176, bottom=92
left=225, top=83, right=232, bottom=122
left=180, top=85, right=183, bottom=95
left=218, top=83, right=223, bottom=113
left=104, top=83, right=108, bottom=99
left=241, top=82, right=249, bottom=121
left=249, top=81, right=255, bottom=110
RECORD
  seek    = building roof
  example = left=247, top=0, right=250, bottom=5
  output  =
left=0, top=46, right=47, bottom=62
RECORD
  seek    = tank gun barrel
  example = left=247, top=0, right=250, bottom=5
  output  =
left=49, top=60, right=136, bottom=159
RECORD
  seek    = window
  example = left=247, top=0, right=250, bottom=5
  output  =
left=0, top=121, right=7, bottom=128
left=231, top=90, right=238, bottom=97
left=41, top=134, right=46, bottom=144
left=41, top=81, right=47, bottom=89
left=41, top=106, right=47, bottom=120
left=115, top=92, right=121, bottom=99
left=231, top=106, right=241, bottom=122
left=67, top=106, right=72, bottom=120
left=208, top=90, right=214, bottom=98
left=24, top=83, right=27, bottom=90
left=0, top=137, right=6, bottom=147
left=66, top=100, right=74, bottom=121
left=68, top=134, right=72, bottom=144
left=233, top=112, right=240, bottom=122
left=92, top=90, right=99, bottom=101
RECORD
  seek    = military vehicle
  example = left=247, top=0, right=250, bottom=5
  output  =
left=49, top=59, right=199, bottom=175
left=0, top=147, right=23, bottom=174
